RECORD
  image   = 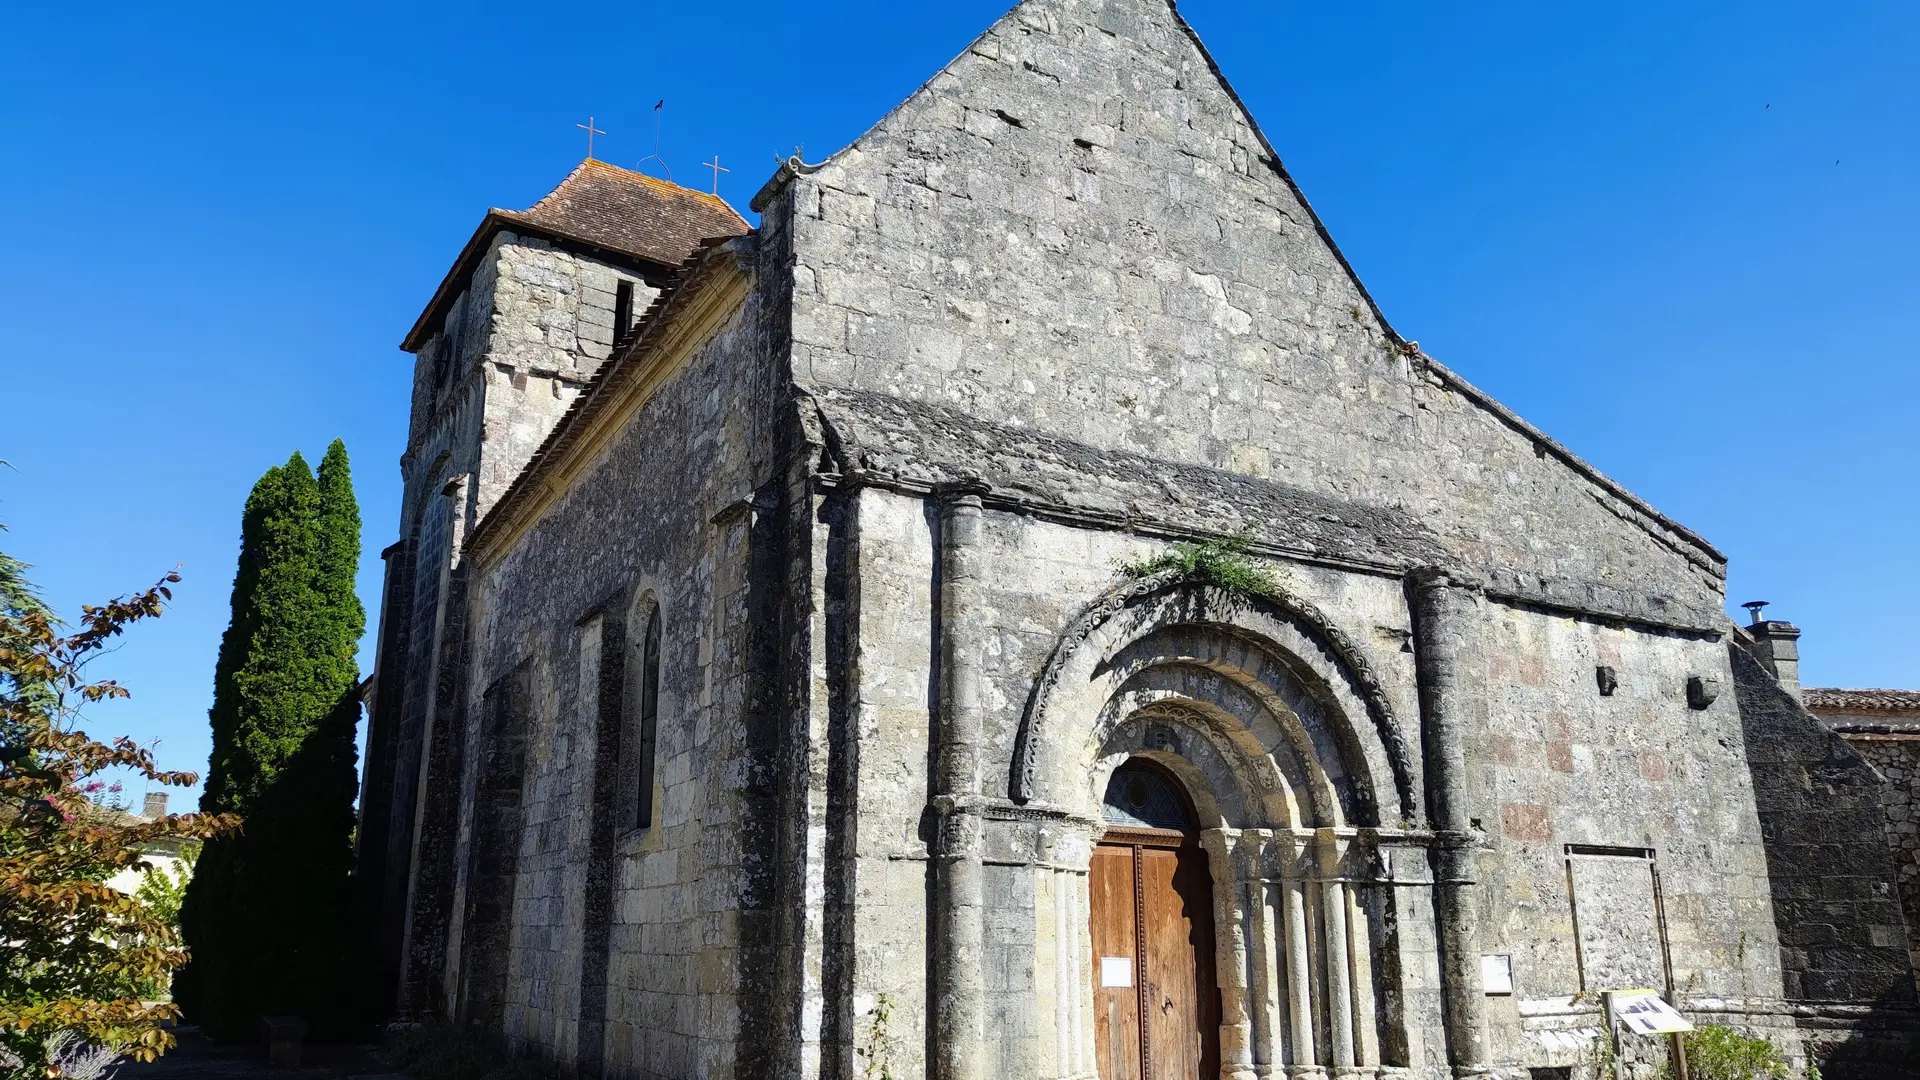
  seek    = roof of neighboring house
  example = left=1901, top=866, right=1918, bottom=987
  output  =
left=1804, top=688, right=1920, bottom=713
left=1805, top=687, right=1920, bottom=735
left=402, top=159, right=750, bottom=352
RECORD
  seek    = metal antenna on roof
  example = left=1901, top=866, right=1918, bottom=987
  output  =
left=575, top=116, right=606, bottom=161
left=702, top=155, right=730, bottom=195
left=635, top=99, right=672, bottom=181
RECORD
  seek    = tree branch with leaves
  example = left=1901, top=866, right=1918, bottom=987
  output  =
left=0, top=562, right=239, bottom=1075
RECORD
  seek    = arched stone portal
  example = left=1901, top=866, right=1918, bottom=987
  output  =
left=1091, top=760, right=1221, bottom=1080
left=1016, top=579, right=1426, bottom=1080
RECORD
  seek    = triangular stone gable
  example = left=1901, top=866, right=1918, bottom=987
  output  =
left=780, top=0, right=1724, bottom=622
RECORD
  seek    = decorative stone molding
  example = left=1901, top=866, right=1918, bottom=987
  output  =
left=1012, top=572, right=1419, bottom=821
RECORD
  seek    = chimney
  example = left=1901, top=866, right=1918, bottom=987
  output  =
left=143, top=791, right=169, bottom=819
left=1741, top=601, right=1802, bottom=704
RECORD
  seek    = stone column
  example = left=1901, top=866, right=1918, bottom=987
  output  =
left=1408, top=568, right=1491, bottom=1077
left=1317, top=830, right=1356, bottom=1071
left=1044, top=817, right=1100, bottom=1080
left=1049, top=862, right=1094, bottom=1080
left=932, top=481, right=990, bottom=1080
left=1278, top=833, right=1319, bottom=1073
left=1208, top=829, right=1257, bottom=1080
left=1345, top=881, right=1380, bottom=1069
left=1242, top=831, right=1285, bottom=1079
left=401, top=476, right=475, bottom=1015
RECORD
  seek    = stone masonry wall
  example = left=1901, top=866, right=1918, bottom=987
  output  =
left=399, top=231, right=660, bottom=558
left=1732, top=648, right=1919, bottom=1077
left=1845, top=738, right=1920, bottom=978
left=1473, top=608, right=1783, bottom=1072
left=780, top=0, right=1724, bottom=629
left=834, top=491, right=1454, bottom=1075
left=461, top=242, right=780, bottom=1080
left=831, top=487, right=1791, bottom=1076
left=376, top=233, right=663, bottom=1010
left=1733, top=645, right=1913, bottom=1008
left=475, top=234, right=661, bottom=521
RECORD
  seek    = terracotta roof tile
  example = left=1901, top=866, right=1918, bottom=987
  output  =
left=497, top=159, right=749, bottom=269
left=402, top=160, right=749, bottom=352
left=1804, top=687, right=1920, bottom=713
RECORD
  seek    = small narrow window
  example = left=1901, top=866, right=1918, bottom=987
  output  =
left=614, top=280, right=635, bottom=343
left=634, top=607, right=661, bottom=829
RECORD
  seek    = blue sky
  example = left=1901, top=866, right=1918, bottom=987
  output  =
left=3, top=1, right=1915, bottom=803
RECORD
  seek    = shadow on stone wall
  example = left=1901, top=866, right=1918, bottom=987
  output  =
left=1732, top=643, right=1920, bottom=1078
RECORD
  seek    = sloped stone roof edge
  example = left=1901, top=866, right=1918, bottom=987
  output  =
left=750, top=0, right=1726, bottom=573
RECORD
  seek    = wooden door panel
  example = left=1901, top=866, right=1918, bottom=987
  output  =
left=1171, top=844, right=1220, bottom=1080
left=1140, top=847, right=1195, bottom=1078
left=1090, top=839, right=1221, bottom=1080
left=1091, top=844, right=1141, bottom=1080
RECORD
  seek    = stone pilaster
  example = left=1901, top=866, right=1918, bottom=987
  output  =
left=932, top=480, right=991, bottom=1080
left=1408, top=568, right=1492, bottom=1078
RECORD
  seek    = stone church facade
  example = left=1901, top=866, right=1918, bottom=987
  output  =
left=353, top=1, right=1920, bottom=1077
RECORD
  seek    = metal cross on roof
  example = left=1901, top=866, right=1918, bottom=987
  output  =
left=576, top=116, right=607, bottom=160
left=703, top=155, right=730, bottom=194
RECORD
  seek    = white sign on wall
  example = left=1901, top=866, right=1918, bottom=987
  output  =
left=1481, top=954, right=1513, bottom=995
left=1099, top=956, right=1134, bottom=988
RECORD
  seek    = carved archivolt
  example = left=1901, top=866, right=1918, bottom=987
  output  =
left=1009, top=572, right=1419, bottom=822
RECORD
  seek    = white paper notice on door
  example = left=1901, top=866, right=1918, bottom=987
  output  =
left=1099, top=956, right=1134, bottom=988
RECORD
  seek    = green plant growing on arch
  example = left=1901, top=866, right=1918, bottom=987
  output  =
left=1122, top=535, right=1280, bottom=600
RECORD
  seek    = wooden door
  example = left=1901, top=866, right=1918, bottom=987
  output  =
left=1090, top=830, right=1221, bottom=1080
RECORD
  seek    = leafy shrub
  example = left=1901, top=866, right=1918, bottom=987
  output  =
left=1122, top=535, right=1280, bottom=599
left=1685, top=1025, right=1792, bottom=1080
left=133, top=842, right=196, bottom=936
left=0, top=557, right=239, bottom=1075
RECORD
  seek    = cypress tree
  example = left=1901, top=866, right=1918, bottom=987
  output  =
left=177, top=460, right=296, bottom=1028
left=314, top=441, right=365, bottom=685
left=178, top=442, right=367, bottom=1039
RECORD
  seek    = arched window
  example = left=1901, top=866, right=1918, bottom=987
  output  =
left=631, top=606, right=662, bottom=830
left=1101, top=760, right=1197, bottom=831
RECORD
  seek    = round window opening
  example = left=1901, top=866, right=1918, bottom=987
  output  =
left=1102, top=761, right=1196, bottom=830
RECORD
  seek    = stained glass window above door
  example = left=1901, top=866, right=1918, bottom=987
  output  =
left=1101, top=761, right=1196, bottom=830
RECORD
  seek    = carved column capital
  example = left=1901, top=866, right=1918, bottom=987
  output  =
left=1406, top=565, right=1484, bottom=597
left=933, top=475, right=992, bottom=509
left=1314, top=827, right=1348, bottom=877
left=1232, top=828, right=1273, bottom=882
